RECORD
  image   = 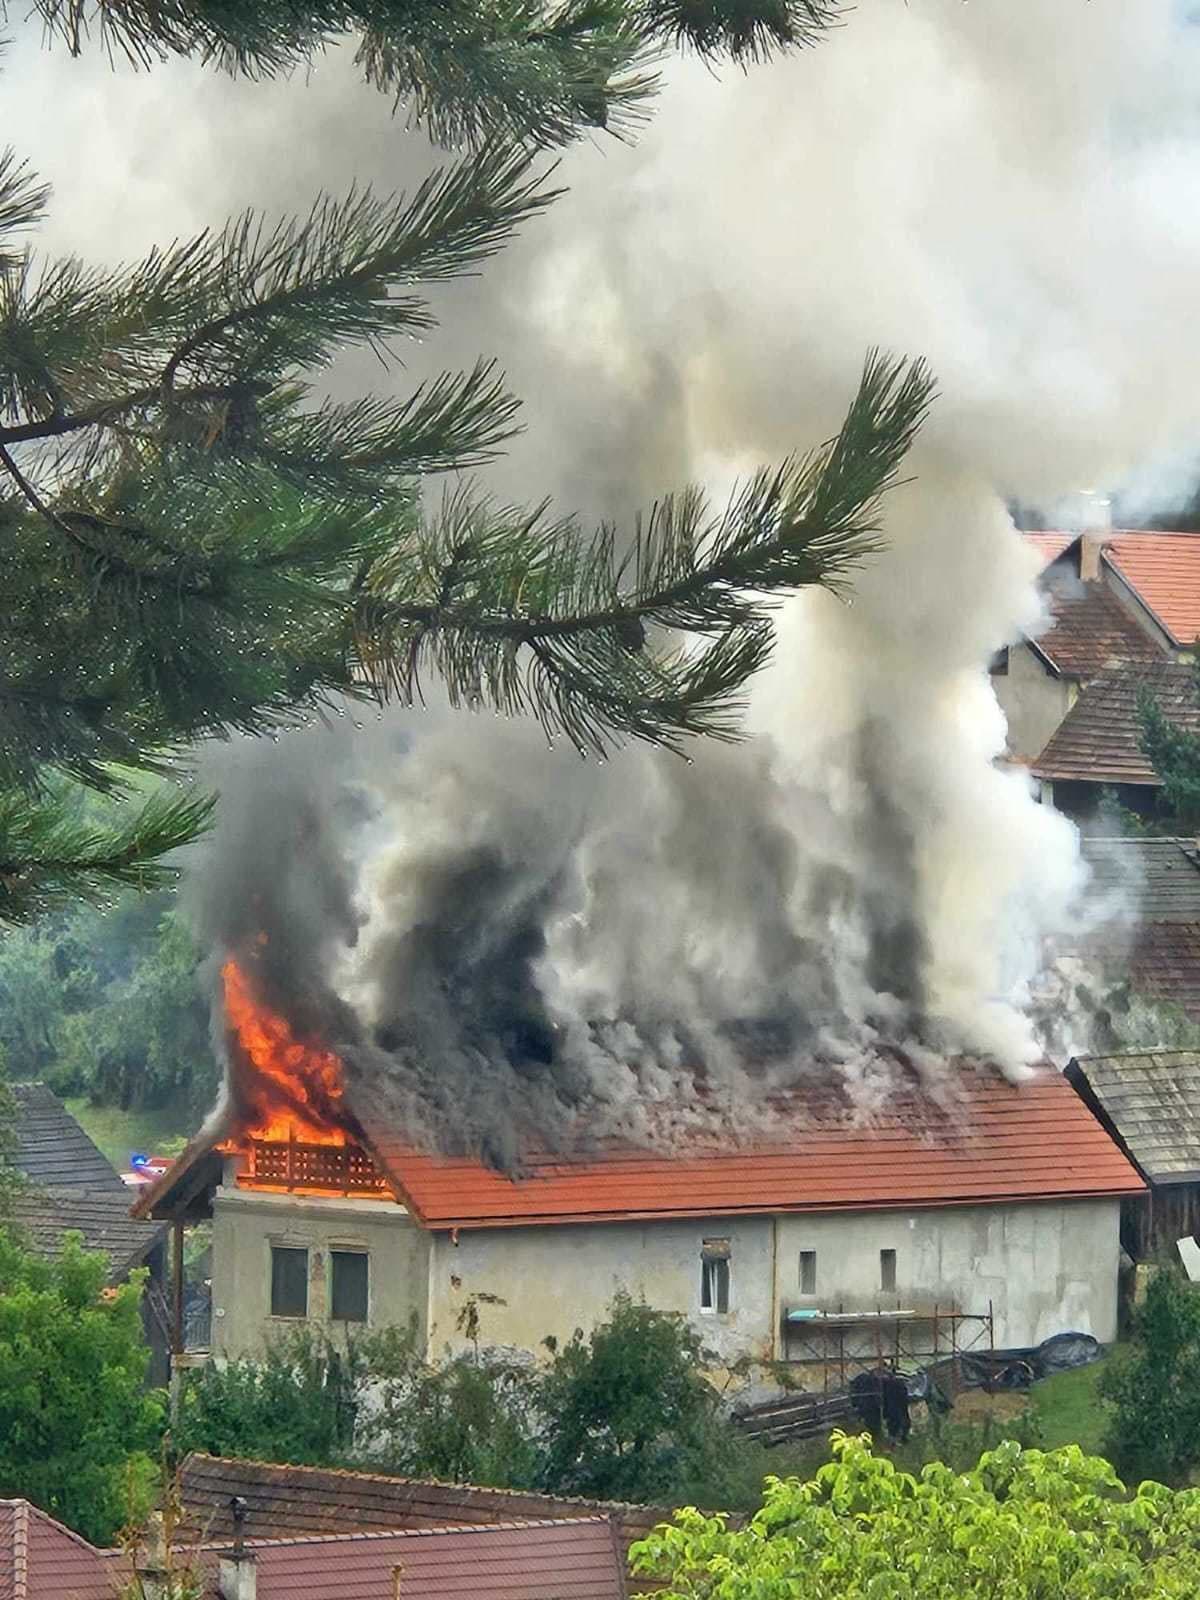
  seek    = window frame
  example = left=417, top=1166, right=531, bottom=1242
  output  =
left=330, top=1247, right=370, bottom=1324
left=269, top=1243, right=309, bottom=1320
left=798, top=1249, right=817, bottom=1296
left=699, top=1238, right=732, bottom=1315
left=880, top=1247, right=897, bottom=1294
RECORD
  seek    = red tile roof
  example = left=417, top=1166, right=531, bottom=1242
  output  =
left=363, top=1068, right=1143, bottom=1231
left=0, top=1500, right=114, bottom=1600
left=177, top=1453, right=668, bottom=1561
left=1105, top=532, right=1200, bottom=647
left=192, top=1519, right=626, bottom=1600
left=1032, top=583, right=1164, bottom=680
left=1022, top=531, right=1078, bottom=569
left=1033, top=660, right=1200, bottom=784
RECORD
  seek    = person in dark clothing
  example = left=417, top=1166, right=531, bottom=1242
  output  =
left=849, top=1370, right=884, bottom=1437
left=881, top=1372, right=912, bottom=1442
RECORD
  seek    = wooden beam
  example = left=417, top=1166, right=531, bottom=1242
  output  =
left=171, top=1217, right=185, bottom=1358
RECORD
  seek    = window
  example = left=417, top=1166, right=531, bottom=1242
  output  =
left=989, top=646, right=1009, bottom=676
left=799, top=1250, right=817, bottom=1295
left=880, top=1248, right=897, bottom=1294
left=700, top=1238, right=731, bottom=1313
left=270, top=1245, right=308, bottom=1318
left=331, top=1249, right=369, bottom=1322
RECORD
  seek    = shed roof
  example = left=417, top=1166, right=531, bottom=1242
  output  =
left=0, top=1499, right=114, bottom=1600
left=1078, top=836, right=1200, bottom=923
left=1104, top=531, right=1200, bottom=648
left=7, top=1185, right=166, bottom=1281
left=9, top=1083, right=127, bottom=1195
left=177, top=1454, right=665, bottom=1556
left=1066, top=1051, right=1200, bottom=1184
left=1033, top=660, right=1200, bottom=784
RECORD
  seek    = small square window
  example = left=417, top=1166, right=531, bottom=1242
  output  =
left=700, top=1239, right=731, bottom=1313
left=331, top=1250, right=369, bottom=1323
left=799, top=1250, right=817, bottom=1295
left=880, top=1248, right=897, bottom=1293
left=270, top=1245, right=308, bottom=1318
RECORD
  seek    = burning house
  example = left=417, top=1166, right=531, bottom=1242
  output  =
left=134, top=954, right=1143, bottom=1371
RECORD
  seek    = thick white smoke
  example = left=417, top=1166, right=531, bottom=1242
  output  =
left=12, top=1, right=1200, bottom=1148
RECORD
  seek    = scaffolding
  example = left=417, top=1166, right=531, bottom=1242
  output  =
left=779, top=1301, right=996, bottom=1397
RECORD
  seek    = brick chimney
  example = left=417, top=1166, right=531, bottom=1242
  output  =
left=218, top=1497, right=257, bottom=1600
left=1077, top=489, right=1111, bottom=581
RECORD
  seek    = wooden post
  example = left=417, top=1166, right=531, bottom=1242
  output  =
left=172, top=1218, right=185, bottom=1358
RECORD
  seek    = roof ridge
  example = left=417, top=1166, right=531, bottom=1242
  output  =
left=199, top=1516, right=610, bottom=1552
left=12, top=1499, right=29, bottom=1600
left=186, top=1454, right=662, bottom=1515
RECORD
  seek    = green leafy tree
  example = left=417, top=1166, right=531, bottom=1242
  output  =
left=0, top=119, right=932, bottom=923
left=1100, top=1266, right=1200, bottom=1487
left=632, top=1430, right=1200, bottom=1599
left=29, top=0, right=842, bottom=149
left=537, top=1291, right=721, bottom=1500
left=1137, top=658, right=1200, bottom=827
left=0, top=1226, right=164, bottom=1544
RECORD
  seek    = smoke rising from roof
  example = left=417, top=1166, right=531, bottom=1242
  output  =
left=14, top=3, right=1200, bottom=1154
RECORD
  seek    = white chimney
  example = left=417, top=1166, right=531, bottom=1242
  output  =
left=218, top=1550, right=257, bottom=1600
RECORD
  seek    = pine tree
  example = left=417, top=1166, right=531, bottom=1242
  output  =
left=28, top=0, right=845, bottom=149
left=0, top=66, right=933, bottom=923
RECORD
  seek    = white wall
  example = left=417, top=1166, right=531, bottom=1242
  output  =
left=426, top=1215, right=776, bottom=1364
left=775, top=1197, right=1120, bottom=1349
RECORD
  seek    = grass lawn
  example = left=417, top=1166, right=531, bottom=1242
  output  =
left=65, top=1098, right=191, bottom=1168
left=1029, top=1349, right=1116, bottom=1456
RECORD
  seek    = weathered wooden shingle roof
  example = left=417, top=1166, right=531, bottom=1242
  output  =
left=1079, top=837, right=1200, bottom=923
left=1033, top=660, right=1200, bottom=784
left=9, top=1082, right=128, bottom=1194
left=1066, top=1051, right=1200, bottom=1184
left=7, top=1185, right=166, bottom=1282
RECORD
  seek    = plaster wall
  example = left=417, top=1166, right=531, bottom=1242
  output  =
left=425, top=1214, right=776, bottom=1364
left=992, top=642, right=1075, bottom=762
left=209, top=1185, right=430, bottom=1359
left=775, top=1197, right=1121, bottom=1350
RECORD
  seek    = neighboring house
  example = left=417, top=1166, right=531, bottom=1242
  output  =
left=8, top=1083, right=171, bottom=1383
left=1073, top=835, right=1200, bottom=1021
left=1065, top=1051, right=1200, bottom=1262
left=992, top=528, right=1200, bottom=817
left=177, top=1452, right=667, bottom=1572
left=0, top=1495, right=628, bottom=1600
left=134, top=1066, right=1142, bottom=1366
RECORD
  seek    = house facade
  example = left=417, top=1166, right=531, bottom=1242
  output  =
left=139, top=1067, right=1142, bottom=1371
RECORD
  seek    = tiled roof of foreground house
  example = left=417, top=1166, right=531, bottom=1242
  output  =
left=357, top=1066, right=1143, bottom=1231
left=178, top=1453, right=667, bottom=1554
left=184, top=1519, right=627, bottom=1600
left=0, top=1496, right=628, bottom=1600
left=0, top=1499, right=115, bottom=1600
left=1033, top=659, right=1200, bottom=784
left=1066, top=1051, right=1200, bottom=1185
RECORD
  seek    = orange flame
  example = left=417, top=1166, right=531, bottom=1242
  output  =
left=220, top=958, right=348, bottom=1147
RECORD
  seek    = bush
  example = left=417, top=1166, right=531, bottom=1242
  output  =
left=0, top=1227, right=164, bottom=1544
left=174, top=1328, right=363, bottom=1465
left=1100, top=1266, right=1200, bottom=1486
left=632, top=1430, right=1200, bottom=1598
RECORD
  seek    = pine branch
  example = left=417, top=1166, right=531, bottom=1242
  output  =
left=0, top=784, right=215, bottom=925
left=0, top=151, right=50, bottom=271
left=357, top=351, right=935, bottom=752
left=634, top=0, right=841, bottom=61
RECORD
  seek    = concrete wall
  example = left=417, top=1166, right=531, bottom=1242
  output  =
left=425, top=1215, right=776, bottom=1365
left=992, top=643, right=1075, bottom=762
left=775, top=1197, right=1120, bottom=1349
left=210, top=1184, right=430, bottom=1359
